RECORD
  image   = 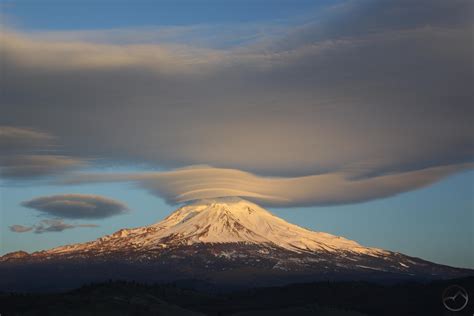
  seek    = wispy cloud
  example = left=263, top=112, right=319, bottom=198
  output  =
left=0, top=126, right=54, bottom=152
left=0, top=126, right=85, bottom=179
left=1, top=154, right=84, bottom=178
left=9, top=224, right=33, bottom=233
left=33, top=219, right=99, bottom=234
left=9, top=219, right=99, bottom=234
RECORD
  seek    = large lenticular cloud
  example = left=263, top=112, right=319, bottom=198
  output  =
left=63, top=163, right=472, bottom=207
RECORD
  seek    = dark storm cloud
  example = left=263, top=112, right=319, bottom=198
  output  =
left=9, top=220, right=99, bottom=234
left=22, top=194, right=129, bottom=219
left=1, top=0, right=472, bottom=205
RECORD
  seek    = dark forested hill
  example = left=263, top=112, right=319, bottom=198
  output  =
left=1, top=277, right=473, bottom=315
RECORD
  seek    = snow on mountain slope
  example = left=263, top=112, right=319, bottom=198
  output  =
left=2, top=198, right=472, bottom=292
left=151, top=197, right=386, bottom=254
left=33, top=197, right=387, bottom=258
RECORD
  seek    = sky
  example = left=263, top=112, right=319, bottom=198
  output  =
left=0, top=0, right=473, bottom=268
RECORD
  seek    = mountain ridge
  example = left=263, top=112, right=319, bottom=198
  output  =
left=1, top=198, right=472, bottom=291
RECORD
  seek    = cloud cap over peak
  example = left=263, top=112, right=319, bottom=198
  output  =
left=21, top=194, right=129, bottom=219
left=63, top=163, right=473, bottom=208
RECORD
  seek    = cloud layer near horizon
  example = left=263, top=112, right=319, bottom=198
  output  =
left=1, top=0, right=473, bottom=207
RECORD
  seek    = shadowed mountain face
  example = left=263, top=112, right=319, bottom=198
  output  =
left=1, top=198, right=472, bottom=292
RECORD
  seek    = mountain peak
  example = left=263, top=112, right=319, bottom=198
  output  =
left=163, top=197, right=273, bottom=223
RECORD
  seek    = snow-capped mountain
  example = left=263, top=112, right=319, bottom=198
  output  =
left=25, top=197, right=386, bottom=257
left=1, top=198, right=472, bottom=291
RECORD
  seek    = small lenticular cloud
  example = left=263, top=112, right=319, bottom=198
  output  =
left=21, top=194, right=129, bottom=219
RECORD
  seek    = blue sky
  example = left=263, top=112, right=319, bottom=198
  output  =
left=1, top=0, right=473, bottom=269
left=3, top=0, right=339, bottom=29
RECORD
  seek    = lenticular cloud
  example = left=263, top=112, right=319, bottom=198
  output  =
left=62, top=163, right=472, bottom=207
left=22, top=194, right=128, bottom=219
